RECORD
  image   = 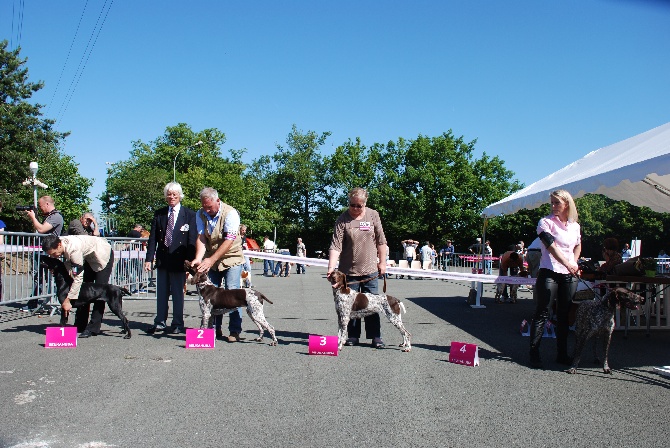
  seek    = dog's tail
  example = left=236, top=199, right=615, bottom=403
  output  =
left=252, top=289, right=273, bottom=304
left=120, top=287, right=132, bottom=297
left=386, top=295, right=406, bottom=315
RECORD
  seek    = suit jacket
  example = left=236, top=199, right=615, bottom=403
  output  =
left=145, top=205, right=197, bottom=272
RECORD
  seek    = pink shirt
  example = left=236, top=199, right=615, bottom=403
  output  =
left=537, top=214, right=581, bottom=274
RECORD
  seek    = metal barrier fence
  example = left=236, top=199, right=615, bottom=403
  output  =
left=0, top=231, right=156, bottom=308
left=396, top=253, right=501, bottom=274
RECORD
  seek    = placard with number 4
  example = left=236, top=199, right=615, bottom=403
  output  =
left=449, top=341, right=479, bottom=367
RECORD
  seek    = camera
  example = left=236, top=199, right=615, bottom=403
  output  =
left=16, top=205, right=37, bottom=212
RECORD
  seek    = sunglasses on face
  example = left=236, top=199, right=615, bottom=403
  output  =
left=349, top=203, right=364, bottom=209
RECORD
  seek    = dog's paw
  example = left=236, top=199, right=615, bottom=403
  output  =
left=269, top=340, right=278, bottom=346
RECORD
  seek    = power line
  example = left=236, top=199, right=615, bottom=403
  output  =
left=55, top=0, right=114, bottom=126
left=45, top=0, right=91, bottom=117
left=10, top=0, right=25, bottom=50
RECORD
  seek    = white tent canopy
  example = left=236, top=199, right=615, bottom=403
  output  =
left=482, top=122, right=670, bottom=217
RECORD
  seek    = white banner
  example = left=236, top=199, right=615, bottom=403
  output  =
left=244, top=250, right=534, bottom=285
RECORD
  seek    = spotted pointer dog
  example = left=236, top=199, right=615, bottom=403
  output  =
left=328, top=270, right=411, bottom=352
left=184, top=261, right=277, bottom=346
left=566, top=287, right=645, bottom=374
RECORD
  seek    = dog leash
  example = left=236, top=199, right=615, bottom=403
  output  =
left=343, top=273, right=387, bottom=293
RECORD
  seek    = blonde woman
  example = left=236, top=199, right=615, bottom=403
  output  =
left=529, top=190, right=581, bottom=369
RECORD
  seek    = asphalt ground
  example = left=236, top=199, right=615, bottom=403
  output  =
left=1, top=268, right=669, bottom=448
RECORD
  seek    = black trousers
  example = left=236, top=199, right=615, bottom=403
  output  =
left=346, top=273, right=381, bottom=339
left=530, top=268, right=577, bottom=358
left=74, top=250, right=114, bottom=333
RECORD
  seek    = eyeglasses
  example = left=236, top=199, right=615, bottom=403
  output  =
left=349, top=203, right=365, bottom=209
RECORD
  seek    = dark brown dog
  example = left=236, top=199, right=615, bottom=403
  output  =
left=184, top=261, right=277, bottom=345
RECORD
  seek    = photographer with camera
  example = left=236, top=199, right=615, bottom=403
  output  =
left=21, top=195, right=64, bottom=311
left=23, top=196, right=64, bottom=236
left=68, top=212, right=100, bottom=236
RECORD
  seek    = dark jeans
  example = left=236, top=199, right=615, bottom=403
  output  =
left=273, top=261, right=290, bottom=276
left=346, top=272, right=381, bottom=340
left=75, top=250, right=115, bottom=333
left=29, top=252, right=50, bottom=309
left=530, top=268, right=577, bottom=359
left=263, top=259, right=275, bottom=276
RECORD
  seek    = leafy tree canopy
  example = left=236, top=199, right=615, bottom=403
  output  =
left=103, top=123, right=279, bottom=235
left=0, top=40, right=92, bottom=231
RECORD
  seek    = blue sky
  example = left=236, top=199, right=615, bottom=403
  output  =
left=2, top=0, right=669, bottom=215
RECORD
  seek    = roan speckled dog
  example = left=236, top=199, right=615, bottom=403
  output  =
left=566, top=287, right=645, bottom=374
left=328, top=270, right=411, bottom=352
left=184, top=261, right=277, bottom=346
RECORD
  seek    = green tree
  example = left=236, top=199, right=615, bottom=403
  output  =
left=103, top=123, right=276, bottom=235
left=323, top=131, right=522, bottom=253
left=266, top=125, right=331, bottom=246
left=0, top=40, right=92, bottom=231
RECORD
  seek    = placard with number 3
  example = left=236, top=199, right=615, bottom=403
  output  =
left=308, top=335, right=338, bottom=356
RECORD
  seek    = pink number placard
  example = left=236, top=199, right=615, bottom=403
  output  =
left=45, top=326, right=77, bottom=348
left=185, top=328, right=215, bottom=349
left=449, top=341, right=480, bottom=367
left=308, top=334, right=338, bottom=356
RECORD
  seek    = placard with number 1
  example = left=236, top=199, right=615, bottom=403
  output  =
left=45, top=326, right=77, bottom=348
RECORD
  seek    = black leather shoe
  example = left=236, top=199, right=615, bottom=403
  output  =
left=344, top=338, right=359, bottom=346
left=146, top=324, right=167, bottom=335
left=171, top=327, right=184, bottom=335
left=371, top=338, right=385, bottom=349
left=79, top=330, right=98, bottom=338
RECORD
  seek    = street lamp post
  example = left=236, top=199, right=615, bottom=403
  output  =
left=22, top=161, right=48, bottom=207
left=173, top=141, right=203, bottom=182
left=29, top=162, right=39, bottom=207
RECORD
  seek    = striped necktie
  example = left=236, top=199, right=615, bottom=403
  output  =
left=165, top=208, right=174, bottom=247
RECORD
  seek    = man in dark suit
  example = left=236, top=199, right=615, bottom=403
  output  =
left=144, top=182, right=197, bottom=334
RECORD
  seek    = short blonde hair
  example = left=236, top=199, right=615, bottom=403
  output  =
left=348, top=187, right=368, bottom=202
left=551, top=189, right=578, bottom=223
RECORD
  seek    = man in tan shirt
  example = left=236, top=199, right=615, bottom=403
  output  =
left=42, top=234, right=114, bottom=337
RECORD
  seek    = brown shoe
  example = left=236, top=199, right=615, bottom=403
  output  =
left=227, top=332, right=243, bottom=342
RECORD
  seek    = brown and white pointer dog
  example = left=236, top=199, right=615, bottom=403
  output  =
left=566, top=287, right=645, bottom=374
left=328, top=270, right=411, bottom=352
left=184, top=261, right=277, bottom=346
